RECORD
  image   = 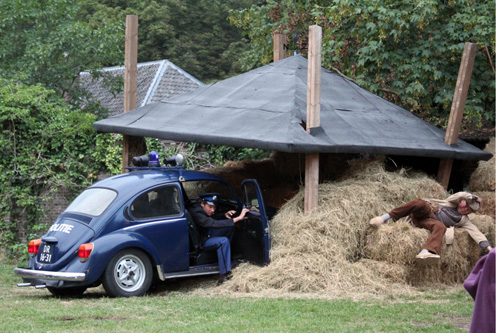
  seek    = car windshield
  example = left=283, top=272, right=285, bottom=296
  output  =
left=65, top=188, right=117, bottom=216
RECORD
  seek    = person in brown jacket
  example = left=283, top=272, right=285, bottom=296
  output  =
left=369, top=192, right=492, bottom=264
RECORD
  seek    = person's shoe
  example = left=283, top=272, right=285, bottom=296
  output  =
left=216, top=274, right=227, bottom=286
left=415, top=251, right=440, bottom=265
left=369, top=216, right=384, bottom=227
left=225, top=271, right=233, bottom=280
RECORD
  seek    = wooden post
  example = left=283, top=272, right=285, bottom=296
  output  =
left=436, top=42, right=477, bottom=188
left=124, top=15, right=138, bottom=114
left=273, top=33, right=286, bottom=62
left=304, top=25, right=322, bottom=213
left=122, top=15, right=146, bottom=173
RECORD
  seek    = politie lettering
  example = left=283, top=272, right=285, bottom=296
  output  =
left=49, top=223, right=74, bottom=234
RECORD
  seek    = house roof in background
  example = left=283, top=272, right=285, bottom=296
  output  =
left=79, top=60, right=204, bottom=117
left=94, top=55, right=491, bottom=161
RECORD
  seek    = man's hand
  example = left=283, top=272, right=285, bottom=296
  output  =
left=232, top=208, right=250, bottom=223
left=225, top=210, right=236, bottom=219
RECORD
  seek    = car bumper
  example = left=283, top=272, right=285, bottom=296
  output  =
left=14, top=267, right=86, bottom=282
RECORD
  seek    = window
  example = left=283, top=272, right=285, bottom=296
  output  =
left=242, top=182, right=260, bottom=209
left=65, top=188, right=117, bottom=217
left=130, top=185, right=182, bottom=220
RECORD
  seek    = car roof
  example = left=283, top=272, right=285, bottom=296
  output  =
left=89, top=168, right=228, bottom=193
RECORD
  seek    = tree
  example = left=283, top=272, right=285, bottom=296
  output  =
left=230, top=0, right=495, bottom=129
left=0, top=0, right=124, bottom=106
left=78, top=0, right=260, bottom=82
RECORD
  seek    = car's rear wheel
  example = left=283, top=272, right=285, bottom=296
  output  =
left=102, top=249, right=153, bottom=297
left=47, top=286, right=87, bottom=297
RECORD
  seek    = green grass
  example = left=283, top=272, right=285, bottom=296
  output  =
left=1, top=260, right=474, bottom=332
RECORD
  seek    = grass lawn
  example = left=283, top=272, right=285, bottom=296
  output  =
left=1, top=260, right=474, bottom=332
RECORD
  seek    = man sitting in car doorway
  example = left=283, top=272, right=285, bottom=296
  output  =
left=189, top=194, right=249, bottom=285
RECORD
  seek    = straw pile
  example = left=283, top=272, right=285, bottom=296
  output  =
left=468, top=137, right=496, bottom=219
left=365, top=213, right=495, bottom=285
left=469, top=137, right=495, bottom=192
left=186, top=138, right=496, bottom=300
left=187, top=158, right=495, bottom=300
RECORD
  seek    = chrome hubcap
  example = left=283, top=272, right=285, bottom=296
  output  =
left=114, top=254, right=146, bottom=292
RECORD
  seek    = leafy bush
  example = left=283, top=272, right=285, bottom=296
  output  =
left=0, top=80, right=120, bottom=257
left=145, top=139, right=272, bottom=170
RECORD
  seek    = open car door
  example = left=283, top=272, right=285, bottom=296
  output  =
left=236, top=180, right=270, bottom=265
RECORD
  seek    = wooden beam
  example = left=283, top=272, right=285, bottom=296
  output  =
left=124, top=15, right=138, bottom=114
left=273, top=33, right=287, bottom=62
left=304, top=25, right=322, bottom=213
left=436, top=42, right=477, bottom=188
left=122, top=15, right=141, bottom=173
left=306, top=26, right=322, bottom=131
left=304, top=153, right=320, bottom=213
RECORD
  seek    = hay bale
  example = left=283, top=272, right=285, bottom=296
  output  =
left=224, top=258, right=413, bottom=299
left=355, top=259, right=409, bottom=284
left=365, top=214, right=495, bottom=285
left=193, top=158, right=493, bottom=299
left=469, top=137, right=495, bottom=192
left=468, top=214, right=496, bottom=245
left=364, top=222, right=428, bottom=265
left=219, top=159, right=452, bottom=297
left=474, top=191, right=496, bottom=219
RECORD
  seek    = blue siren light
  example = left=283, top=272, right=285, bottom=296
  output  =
left=148, top=151, right=160, bottom=167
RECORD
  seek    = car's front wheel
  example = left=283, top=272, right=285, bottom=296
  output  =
left=102, top=249, right=153, bottom=297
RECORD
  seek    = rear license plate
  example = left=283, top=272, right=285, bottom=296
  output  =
left=39, top=244, right=54, bottom=263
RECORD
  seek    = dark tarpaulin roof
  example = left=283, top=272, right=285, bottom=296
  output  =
left=93, top=55, right=491, bottom=161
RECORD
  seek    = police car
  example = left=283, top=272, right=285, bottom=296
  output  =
left=14, top=152, right=271, bottom=297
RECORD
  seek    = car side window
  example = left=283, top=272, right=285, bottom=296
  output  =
left=130, top=185, right=182, bottom=220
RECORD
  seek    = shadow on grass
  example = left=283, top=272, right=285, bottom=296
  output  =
left=14, top=274, right=218, bottom=300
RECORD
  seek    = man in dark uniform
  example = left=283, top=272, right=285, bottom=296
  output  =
left=189, top=194, right=249, bottom=285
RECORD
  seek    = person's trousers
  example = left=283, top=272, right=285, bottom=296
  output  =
left=388, top=199, right=446, bottom=254
left=204, top=236, right=231, bottom=274
left=208, top=226, right=234, bottom=241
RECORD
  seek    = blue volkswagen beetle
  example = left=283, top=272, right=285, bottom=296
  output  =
left=14, top=153, right=271, bottom=297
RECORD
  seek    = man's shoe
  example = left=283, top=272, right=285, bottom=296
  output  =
left=216, top=274, right=227, bottom=286
left=415, top=252, right=440, bottom=265
left=226, top=271, right=233, bottom=280
left=369, top=216, right=384, bottom=227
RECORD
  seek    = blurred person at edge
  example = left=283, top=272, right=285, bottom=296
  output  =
left=464, top=248, right=495, bottom=333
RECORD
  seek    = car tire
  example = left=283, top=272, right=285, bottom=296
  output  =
left=47, top=286, right=87, bottom=297
left=102, top=249, right=153, bottom=297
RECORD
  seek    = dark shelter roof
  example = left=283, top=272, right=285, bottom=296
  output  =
left=93, top=55, right=491, bottom=161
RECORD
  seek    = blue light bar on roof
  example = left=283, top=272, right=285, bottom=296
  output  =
left=148, top=151, right=160, bottom=167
